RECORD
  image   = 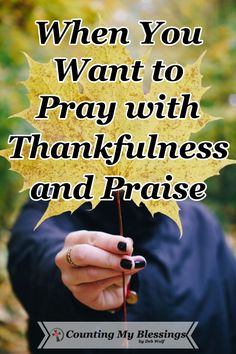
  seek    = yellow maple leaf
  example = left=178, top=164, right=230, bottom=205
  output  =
left=1, top=44, right=235, bottom=234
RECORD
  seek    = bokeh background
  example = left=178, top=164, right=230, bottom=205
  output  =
left=0, top=0, right=236, bottom=352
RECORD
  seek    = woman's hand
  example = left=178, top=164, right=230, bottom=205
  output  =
left=55, top=230, right=146, bottom=311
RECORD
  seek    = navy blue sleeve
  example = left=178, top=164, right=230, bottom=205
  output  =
left=217, top=226, right=236, bottom=353
left=176, top=202, right=236, bottom=354
left=7, top=199, right=114, bottom=322
left=8, top=199, right=73, bottom=318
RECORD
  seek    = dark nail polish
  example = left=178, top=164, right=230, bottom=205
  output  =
left=120, top=259, right=132, bottom=270
left=134, top=260, right=146, bottom=269
left=117, top=241, right=127, bottom=252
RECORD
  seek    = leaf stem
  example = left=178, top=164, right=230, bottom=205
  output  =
left=115, top=190, right=127, bottom=323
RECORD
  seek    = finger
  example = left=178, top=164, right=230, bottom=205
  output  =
left=64, top=230, right=133, bottom=255
left=61, top=265, right=141, bottom=286
left=62, top=267, right=121, bottom=286
left=110, top=274, right=131, bottom=289
left=71, top=275, right=131, bottom=310
left=61, top=244, right=146, bottom=271
left=99, top=274, right=131, bottom=291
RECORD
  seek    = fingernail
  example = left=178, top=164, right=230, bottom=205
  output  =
left=134, top=260, right=146, bottom=269
left=117, top=241, right=127, bottom=252
left=120, top=259, right=132, bottom=269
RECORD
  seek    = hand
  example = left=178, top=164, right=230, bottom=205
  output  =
left=55, top=230, right=146, bottom=311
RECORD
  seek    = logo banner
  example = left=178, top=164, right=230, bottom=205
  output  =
left=38, top=321, right=198, bottom=349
